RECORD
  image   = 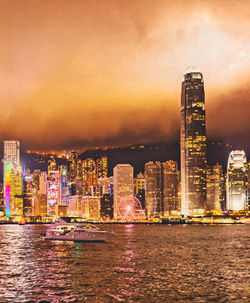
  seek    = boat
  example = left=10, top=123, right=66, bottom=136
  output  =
left=43, top=218, right=113, bottom=242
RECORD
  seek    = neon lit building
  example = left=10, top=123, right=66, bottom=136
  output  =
left=82, top=158, right=96, bottom=194
left=47, top=170, right=60, bottom=216
left=144, top=161, right=162, bottom=218
left=113, top=164, right=134, bottom=220
left=207, top=164, right=225, bottom=211
left=226, top=150, right=248, bottom=211
left=69, top=151, right=79, bottom=182
left=23, top=174, right=33, bottom=217
left=180, top=67, right=207, bottom=216
left=96, top=157, right=108, bottom=178
left=3, top=140, right=23, bottom=217
left=59, top=166, right=69, bottom=205
left=134, top=173, right=145, bottom=209
left=248, top=162, right=250, bottom=211
left=162, top=161, right=179, bottom=214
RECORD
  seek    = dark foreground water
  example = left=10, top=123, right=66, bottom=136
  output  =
left=0, top=225, right=249, bottom=303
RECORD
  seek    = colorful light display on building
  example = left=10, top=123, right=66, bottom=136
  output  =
left=4, top=161, right=11, bottom=217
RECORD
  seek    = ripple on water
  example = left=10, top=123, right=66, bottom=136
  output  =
left=0, top=224, right=249, bottom=302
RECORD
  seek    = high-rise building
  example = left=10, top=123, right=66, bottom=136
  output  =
left=9, top=166, right=23, bottom=216
left=144, top=161, right=162, bottom=218
left=82, top=158, right=96, bottom=194
left=69, top=151, right=78, bottom=182
left=226, top=150, right=248, bottom=211
left=180, top=67, right=207, bottom=216
left=207, top=164, right=225, bottom=211
left=134, top=173, right=145, bottom=209
left=47, top=170, right=60, bottom=216
left=162, top=161, right=179, bottom=214
left=98, top=177, right=112, bottom=195
left=96, top=156, right=108, bottom=178
left=3, top=140, right=23, bottom=217
left=100, top=194, right=113, bottom=220
left=59, top=166, right=69, bottom=205
left=23, top=173, right=33, bottom=217
left=248, top=162, right=250, bottom=211
left=32, top=194, right=47, bottom=217
left=113, top=164, right=134, bottom=220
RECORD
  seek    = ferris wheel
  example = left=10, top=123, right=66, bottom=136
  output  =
left=118, top=196, right=143, bottom=220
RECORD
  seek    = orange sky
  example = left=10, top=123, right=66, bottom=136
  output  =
left=0, top=0, right=249, bottom=152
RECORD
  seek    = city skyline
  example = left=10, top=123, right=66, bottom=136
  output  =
left=0, top=0, right=249, bottom=153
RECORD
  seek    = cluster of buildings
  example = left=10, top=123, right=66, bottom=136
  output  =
left=0, top=68, right=249, bottom=221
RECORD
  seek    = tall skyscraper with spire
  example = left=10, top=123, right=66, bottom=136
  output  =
left=180, top=67, right=207, bottom=216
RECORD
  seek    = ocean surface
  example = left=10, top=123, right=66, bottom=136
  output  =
left=0, top=224, right=248, bottom=303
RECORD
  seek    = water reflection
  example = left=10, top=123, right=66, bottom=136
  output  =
left=0, top=224, right=248, bottom=302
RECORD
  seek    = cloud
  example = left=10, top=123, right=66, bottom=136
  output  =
left=0, top=0, right=249, bottom=153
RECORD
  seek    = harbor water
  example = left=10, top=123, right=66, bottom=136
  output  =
left=0, top=224, right=248, bottom=302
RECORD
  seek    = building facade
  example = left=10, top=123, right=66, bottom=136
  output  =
left=162, top=161, right=179, bottom=214
left=207, top=164, right=225, bottom=211
left=180, top=67, right=207, bottom=216
left=226, top=150, right=248, bottom=211
left=113, top=164, right=134, bottom=220
left=144, top=161, right=162, bottom=218
left=3, top=140, right=23, bottom=217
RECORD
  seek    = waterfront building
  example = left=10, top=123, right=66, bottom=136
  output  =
left=88, top=196, right=100, bottom=220
left=248, top=163, right=250, bottom=211
left=47, top=170, right=60, bottom=216
left=9, top=166, right=23, bottom=216
left=59, top=166, right=69, bottom=205
left=162, top=161, right=179, bottom=214
left=113, top=164, right=134, bottom=220
left=48, top=160, right=57, bottom=172
left=68, top=195, right=81, bottom=217
left=23, top=173, right=33, bottom=216
left=32, top=170, right=41, bottom=192
left=180, top=67, right=207, bottom=216
left=144, top=161, right=162, bottom=218
left=32, top=194, right=47, bottom=217
left=82, top=158, right=96, bottom=194
left=91, top=185, right=103, bottom=197
left=87, top=172, right=98, bottom=193
left=207, top=164, right=225, bottom=211
left=134, top=173, right=145, bottom=209
left=3, top=140, right=23, bottom=217
left=226, top=150, right=248, bottom=211
left=69, top=176, right=82, bottom=196
left=100, top=194, right=113, bottom=220
left=0, top=184, right=4, bottom=214
left=98, top=177, right=112, bottom=195
left=96, top=156, right=108, bottom=178
left=55, top=204, right=68, bottom=217
left=69, top=151, right=78, bottom=182
left=39, top=172, right=47, bottom=195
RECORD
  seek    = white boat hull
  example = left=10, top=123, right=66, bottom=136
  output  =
left=45, top=229, right=112, bottom=242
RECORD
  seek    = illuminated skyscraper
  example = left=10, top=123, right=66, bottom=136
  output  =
left=3, top=140, right=23, bottom=216
left=59, top=166, right=69, bottom=205
left=226, top=150, right=248, bottom=211
left=180, top=67, right=207, bottom=216
left=248, top=162, right=250, bottom=211
left=162, top=161, right=179, bottom=214
left=113, top=164, right=134, bottom=220
left=82, top=158, right=96, bottom=194
left=69, top=151, right=78, bottom=182
left=207, top=164, right=225, bottom=211
left=96, top=156, right=108, bottom=178
left=47, top=170, right=60, bottom=216
left=134, top=173, right=145, bottom=209
left=144, top=161, right=162, bottom=218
